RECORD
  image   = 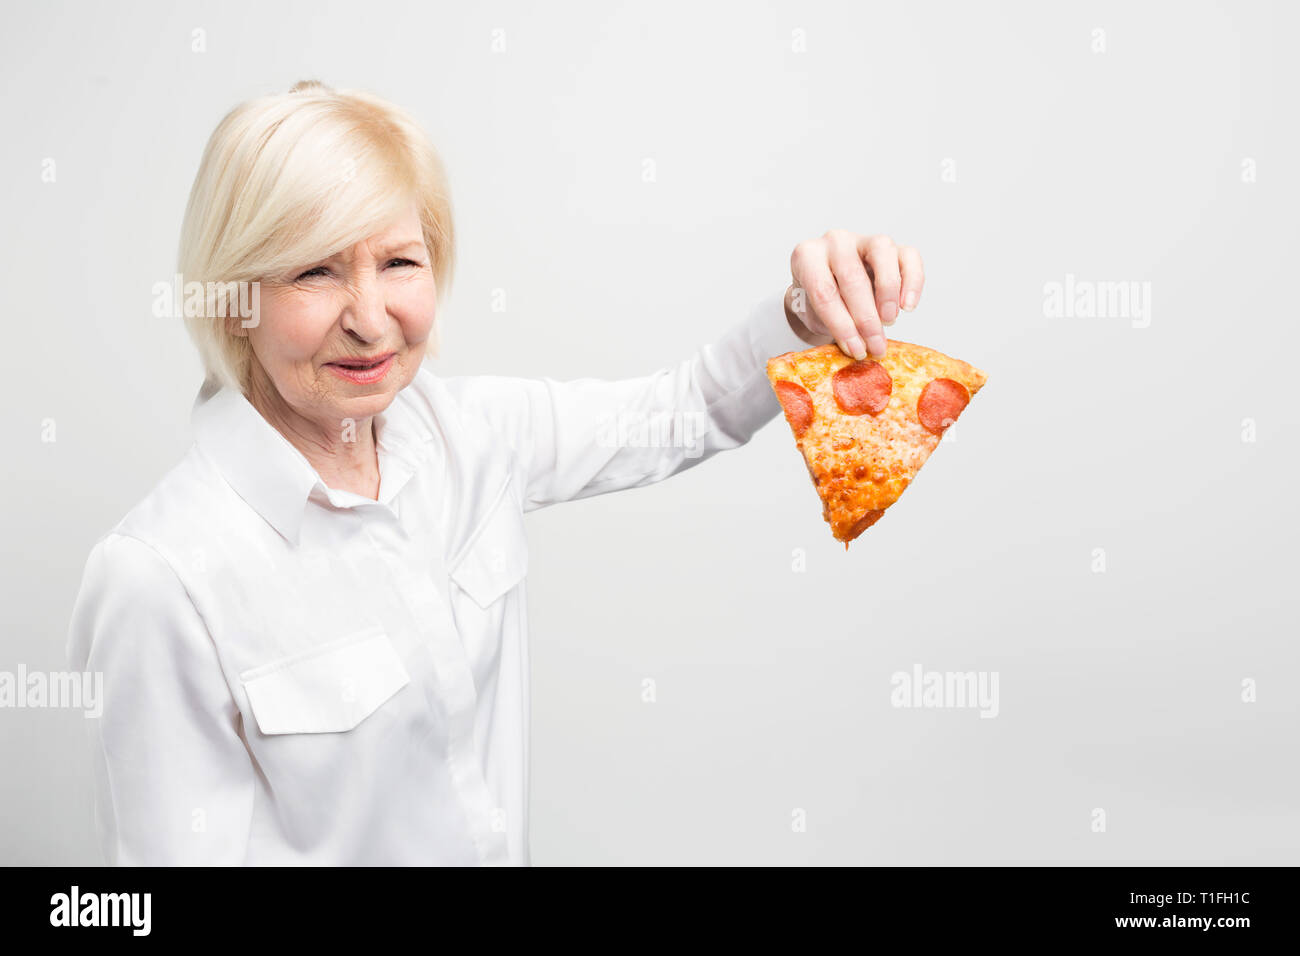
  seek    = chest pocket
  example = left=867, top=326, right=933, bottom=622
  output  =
left=448, top=477, right=529, bottom=609
left=238, top=625, right=411, bottom=735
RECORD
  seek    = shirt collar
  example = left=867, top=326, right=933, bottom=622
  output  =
left=191, top=379, right=436, bottom=545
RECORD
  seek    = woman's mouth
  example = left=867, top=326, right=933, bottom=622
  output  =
left=325, top=352, right=396, bottom=384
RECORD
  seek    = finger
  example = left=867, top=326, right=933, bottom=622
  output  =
left=825, top=230, right=884, bottom=359
left=860, top=235, right=901, bottom=334
left=898, top=245, right=925, bottom=311
left=791, top=240, right=866, bottom=360
left=783, top=283, right=834, bottom=346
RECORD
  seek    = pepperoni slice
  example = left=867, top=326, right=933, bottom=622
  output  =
left=773, top=380, right=814, bottom=437
left=832, top=361, right=892, bottom=416
left=846, top=508, right=885, bottom=541
left=917, top=378, right=970, bottom=435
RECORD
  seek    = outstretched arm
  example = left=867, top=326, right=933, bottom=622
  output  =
left=443, top=231, right=924, bottom=511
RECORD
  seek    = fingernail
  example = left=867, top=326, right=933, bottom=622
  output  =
left=846, top=336, right=867, bottom=360
left=902, top=291, right=917, bottom=311
left=867, top=334, right=887, bottom=359
left=882, top=301, right=898, bottom=325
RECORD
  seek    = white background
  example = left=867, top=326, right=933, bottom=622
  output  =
left=2, top=0, right=1296, bottom=864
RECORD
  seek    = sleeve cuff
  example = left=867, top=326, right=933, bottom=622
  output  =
left=745, top=287, right=831, bottom=367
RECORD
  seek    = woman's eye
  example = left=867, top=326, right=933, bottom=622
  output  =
left=293, top=259, right=418, bottom=281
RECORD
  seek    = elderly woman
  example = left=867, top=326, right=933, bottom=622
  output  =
left=67, top=80, right=924, bottom=865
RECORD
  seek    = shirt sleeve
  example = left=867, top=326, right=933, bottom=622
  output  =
left=66, top=533, right=256, bottom=865
left=443, top=288, right=816, bottom=512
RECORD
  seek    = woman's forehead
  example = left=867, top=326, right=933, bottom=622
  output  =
left=322, top=209, right=426, bottom=259
left=328, top=234, right=426, bottom=259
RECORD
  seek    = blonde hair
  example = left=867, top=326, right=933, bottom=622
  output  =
left=177, top=79, right=455, bottom=394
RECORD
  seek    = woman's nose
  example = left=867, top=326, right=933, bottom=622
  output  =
left=339, top=274, right=389, bottom=340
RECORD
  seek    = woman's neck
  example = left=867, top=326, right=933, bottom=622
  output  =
left=245, top=368, right=381, bottom=500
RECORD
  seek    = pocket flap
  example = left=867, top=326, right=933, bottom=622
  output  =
left=239, top=626, right=410, bottom=735
left=449, top=482, right=529, bottom=609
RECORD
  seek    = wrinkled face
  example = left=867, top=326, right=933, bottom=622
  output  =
left=242, top=203, right=436, bottom=435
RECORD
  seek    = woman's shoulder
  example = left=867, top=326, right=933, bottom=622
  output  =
left=68, top=521, right=208, bottom=677
left=93, top=443, right=243, bottom=572
left=401, top=362, right=500, bottom=421
left=69, top=448, right=227, bottom=655
left=404, top=362, right=546, bottom=439
left=77, top=528, right=181, bottom=593
left=412, top=366, right=558, bottom=486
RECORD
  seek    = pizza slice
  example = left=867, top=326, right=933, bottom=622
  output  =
left=766, top=340, right=987, bottom=546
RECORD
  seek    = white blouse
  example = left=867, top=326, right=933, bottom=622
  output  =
left=66, top=289, right=809, bottom=865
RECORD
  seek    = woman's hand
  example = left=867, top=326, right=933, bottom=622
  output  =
left=783, top=230, right=925, bottom=361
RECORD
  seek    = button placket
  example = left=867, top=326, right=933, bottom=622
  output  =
left=363, top=512, right=506, bottom=863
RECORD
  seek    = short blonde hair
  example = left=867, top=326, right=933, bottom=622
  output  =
left=178, top=79, right=455, bottom=394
